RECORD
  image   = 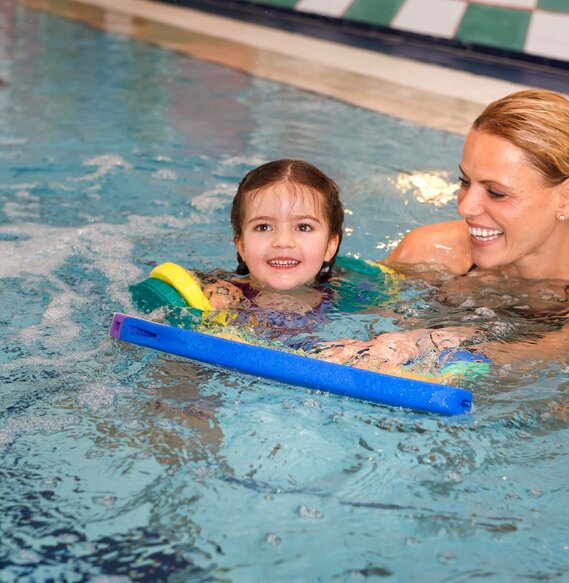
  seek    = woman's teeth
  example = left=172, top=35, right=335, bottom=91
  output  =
left=469, top=226, right=503, bottom=241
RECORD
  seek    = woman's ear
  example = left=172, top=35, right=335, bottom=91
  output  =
left=557, top=178, right=569, bottom=220
left=324, top=234, right=340, bottom=262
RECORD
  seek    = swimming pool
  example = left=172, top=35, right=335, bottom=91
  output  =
left=1, top=3, right=568, bottom=581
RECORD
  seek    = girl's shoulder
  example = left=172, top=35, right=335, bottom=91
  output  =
left=386, top=220, right=472, bottom=275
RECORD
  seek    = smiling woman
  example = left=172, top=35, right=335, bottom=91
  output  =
left=319, top=89, right=569, bottom=368
left=386, top=89, right=569, bottom=281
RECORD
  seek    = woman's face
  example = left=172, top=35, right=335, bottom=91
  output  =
left=235, top=182, right=339, bottom=290
left=457, top=129, right=566, bottom=278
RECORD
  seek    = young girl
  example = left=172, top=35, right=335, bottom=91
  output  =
left=143, top=160, right=477, bottom=376
left=200, top=159, right=343, bottom=324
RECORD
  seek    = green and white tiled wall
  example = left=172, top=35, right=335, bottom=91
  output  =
left=245, top=0, right=569, bottom=63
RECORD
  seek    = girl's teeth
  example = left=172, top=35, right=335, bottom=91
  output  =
left=269, top=260, right=298, bottom=266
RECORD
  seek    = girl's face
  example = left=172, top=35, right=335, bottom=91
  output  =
left=457, top=129, right=568, bottom=279
left=235, top=182, right=339, bottom=290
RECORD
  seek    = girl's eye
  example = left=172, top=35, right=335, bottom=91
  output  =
left=253, top=223, right=271, bottom=232
left=457, top=175, right=469, bottom=188
left=297, top=223, right=313, bottom=232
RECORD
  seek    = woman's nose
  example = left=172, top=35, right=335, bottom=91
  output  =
left=457, top=185, right=484, bottom=218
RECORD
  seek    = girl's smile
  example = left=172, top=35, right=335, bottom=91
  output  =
left=235, top=182, right=339, bottom=290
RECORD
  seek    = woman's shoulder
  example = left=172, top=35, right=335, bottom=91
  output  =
left=386, top=220, right=472, bottom=275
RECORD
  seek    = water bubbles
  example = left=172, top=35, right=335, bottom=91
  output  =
left=444, top=471, right=463, bottom=483
left=76, top=384, right=117, bottom=412
left=93, top=495, right=117, bottom=507
left=263, top=532, right=282, bottom=546
left=475, top=307, right=496, bottom=318
left=152, top=169, right=177, bottom=181
left=528, top=488, right=544, bottom=498
left=10, top=549, right=41, bottom=565
left=297, top=505, right=324, bottom=519
left=300, top=398, right=320, bottom=409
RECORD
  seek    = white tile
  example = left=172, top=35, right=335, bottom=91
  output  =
left=470, top=0, right=537, bottom=8
left=392, top=0, right=467, bottom=39
left=525, top=10, right=569, bottom=61
left=296, top=0, right=354, bottom=18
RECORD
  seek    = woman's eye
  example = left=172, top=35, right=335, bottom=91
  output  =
left=487, top=189, right=506, bottom=199
left=457, top=176, right=469, bottom=188
left=297, top=223, right=313, bottom=232
left=253, top=223, right=271, bottom=232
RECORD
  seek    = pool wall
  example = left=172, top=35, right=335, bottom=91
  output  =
left=20, top=0, right=554, bottom=136
left=220, top=0, right=569, bottom=65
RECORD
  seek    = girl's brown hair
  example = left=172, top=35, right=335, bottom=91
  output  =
left=230, top=159, right=344, bottom=282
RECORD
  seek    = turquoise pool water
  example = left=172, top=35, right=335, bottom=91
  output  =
left=1, top=3, right=568, bottom=581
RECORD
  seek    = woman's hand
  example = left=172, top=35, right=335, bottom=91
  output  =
left=316, top=327, right=474, bottom=372
left=316, top=331, right=424, bottom=371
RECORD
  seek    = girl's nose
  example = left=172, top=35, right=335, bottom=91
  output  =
left=272, top=228, right=295, bottom=248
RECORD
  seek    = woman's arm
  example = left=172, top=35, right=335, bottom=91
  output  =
left=386, top=220, right=473, bottom=275
left=478, top=324, right=569, bottom=365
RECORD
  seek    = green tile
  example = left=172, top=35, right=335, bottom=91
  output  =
left=345, top=0, right=405, bottom=27
left=247, top=0, right=298, bottom=8
left=456, top=5, right=531, bottom=52
left=537, top=0, right=569, bottom=13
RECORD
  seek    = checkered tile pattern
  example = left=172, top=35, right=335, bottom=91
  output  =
left=248, top=0, right=569, bottom=62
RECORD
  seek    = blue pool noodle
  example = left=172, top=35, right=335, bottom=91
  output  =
left=110, top=313, right=473, bottom=416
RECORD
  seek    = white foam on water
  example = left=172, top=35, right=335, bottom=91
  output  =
left=3, top=200, right=40, bottom=219
left=220, top=155, right=266, bottom=168
left=68, top=154, right=133, bottom=183
left=0, top=213, right=211, bottom=366
left=0, top=221, right=134, bottom=354
left=0, top=346, right=102, bottom=370
left=76, top=383, right=129, bottom=412
left=4, top=189, right=41, bottom=220
left=151, top=168, right=177, bottom=180
left=191, top=182, right=234, bottom=212
left=0, top=414, right=80, bottom=446
left=0, top=137, right=28, bottom=145
left=0, top=181, right=40, bottom=191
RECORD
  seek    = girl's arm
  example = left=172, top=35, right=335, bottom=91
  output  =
left=202, top=280, right=245, bottom=310
left=315, top=327, right=472, bottom=372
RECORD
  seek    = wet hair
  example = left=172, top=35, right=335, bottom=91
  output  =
left=472, top=89, right=569, bottom=186
left=230, top=159, right=344, bottom=283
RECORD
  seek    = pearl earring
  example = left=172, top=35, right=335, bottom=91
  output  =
left=560, top=214, right=567, bottom=221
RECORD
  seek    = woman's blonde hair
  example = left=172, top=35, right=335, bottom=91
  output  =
left=472, top=89, right=569, bottom=186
